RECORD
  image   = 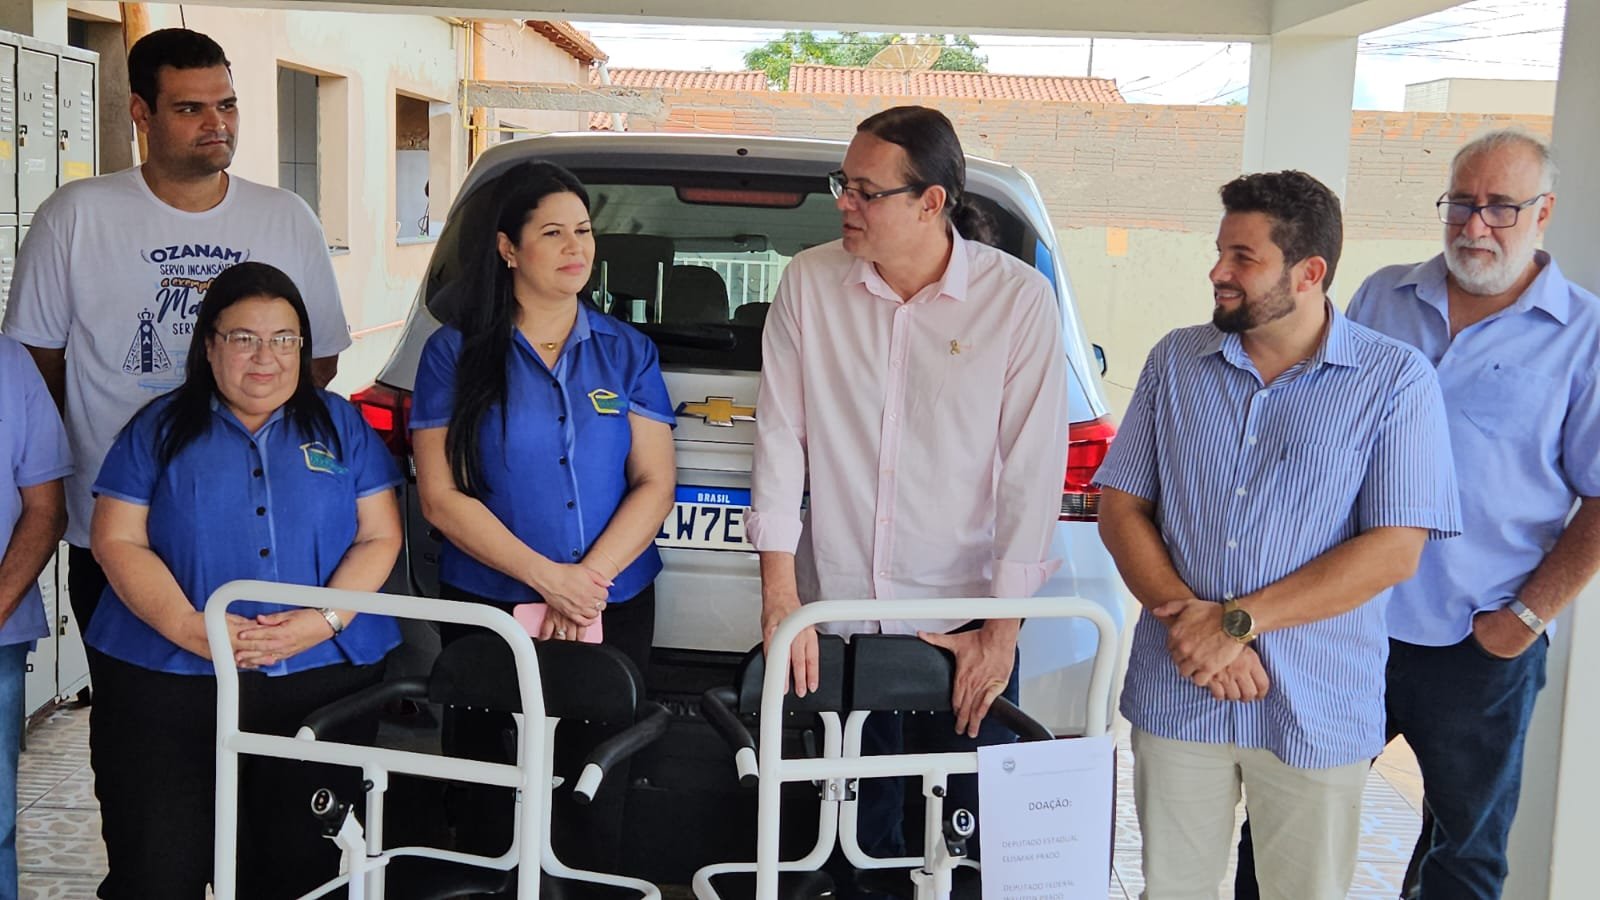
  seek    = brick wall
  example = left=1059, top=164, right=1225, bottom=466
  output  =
left=623, top=89, right=1553, bottom=240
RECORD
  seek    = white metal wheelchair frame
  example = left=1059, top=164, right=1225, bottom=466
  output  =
left=207, top=579, right=661, bottom=900
left=693, top=597, right=1118, bottom=900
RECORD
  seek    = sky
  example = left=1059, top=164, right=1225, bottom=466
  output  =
left=571, top=0, right=1565, bottom=110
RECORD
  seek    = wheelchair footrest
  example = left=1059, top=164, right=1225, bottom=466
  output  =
left=706, top=870, right=837, bottom=899
left=857, top=864, right=982, bottom=899
left=380, top=855, right=514, bottom=900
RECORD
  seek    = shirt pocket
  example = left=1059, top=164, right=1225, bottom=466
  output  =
left=1459, top=362, right=1555, bottom=440
left=1275, top=441, right=1366, bottom=523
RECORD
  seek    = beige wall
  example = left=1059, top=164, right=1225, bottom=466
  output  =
left=166, top=7, right=467, bottom=394
left=476, top=20, right=589, bottom=138
left=1405, top=78, right=1558, bottom=116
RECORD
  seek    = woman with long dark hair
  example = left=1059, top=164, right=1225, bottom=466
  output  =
left=87, top=261, right=403, bottom=898
left=410, top=160, right=675, bottom=871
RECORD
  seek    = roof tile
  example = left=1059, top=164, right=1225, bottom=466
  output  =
left=593, top=68, right=770, bottom=91
left=788, top=64, right=1124, bottom=103
left=589, top=68, right=770, bottom=130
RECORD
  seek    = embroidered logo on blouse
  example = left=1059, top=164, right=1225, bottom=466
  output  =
left=588, top=389, right=625, bottom=416
left=300, top=442, right=348, bottom=475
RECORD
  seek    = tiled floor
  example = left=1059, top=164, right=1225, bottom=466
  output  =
left=18, top=705, right=101, bottom=899
left=15, top=704, right=1421, bottom=899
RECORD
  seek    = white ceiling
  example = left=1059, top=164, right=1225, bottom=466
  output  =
left=225, top=0, right=1461, bottom=41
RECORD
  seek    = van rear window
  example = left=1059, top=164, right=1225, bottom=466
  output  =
left=424, top=171, right=1043, bottom=372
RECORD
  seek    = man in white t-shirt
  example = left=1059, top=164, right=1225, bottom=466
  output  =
left=0, top=28, right=350, bottom=643
left=1, top=28, right=350, bottom=645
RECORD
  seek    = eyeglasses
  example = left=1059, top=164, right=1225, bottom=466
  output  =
left=1436, top=193, right=1547, bottom=229
left=827, top=170, right=924, bottom=205
left=216, top=329, right=305, bottom=356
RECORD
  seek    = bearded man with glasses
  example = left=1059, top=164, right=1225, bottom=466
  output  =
left=1232, top=129, right=1600, bottom=900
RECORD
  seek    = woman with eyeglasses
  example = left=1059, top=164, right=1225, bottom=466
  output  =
left=85, top=261, right=403, bottom=899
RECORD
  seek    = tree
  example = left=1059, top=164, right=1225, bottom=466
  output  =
left=744, top=32, right=989, bottom=90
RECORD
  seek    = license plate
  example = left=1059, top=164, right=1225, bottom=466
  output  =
left=656, top=486, right=752, bottom=551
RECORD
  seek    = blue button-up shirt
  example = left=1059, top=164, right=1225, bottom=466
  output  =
left=88, top=392, right=403, bottom=676
left=1347, top=252, right=1600, bottom=646
left=411, top=306, right=675, bottom=605
left=0, top=336, right=72, bottom=648
left=1096, top=306, right=1460, bottom=768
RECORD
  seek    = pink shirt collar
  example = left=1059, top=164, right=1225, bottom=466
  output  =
left=844, top=227, right=971, bottom=304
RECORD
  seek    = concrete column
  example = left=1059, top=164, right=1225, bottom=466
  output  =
left=1241, top=34, right=1358, bottom=196
left=1507, top=2, right=1600, bottom=898
left=0, top=0, right=67, bottom=43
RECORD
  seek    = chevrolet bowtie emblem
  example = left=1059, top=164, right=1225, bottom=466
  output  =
left=676, top=396, right=756, bottom=428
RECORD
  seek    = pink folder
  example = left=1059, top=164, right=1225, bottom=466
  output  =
left=512, top=603, right=604, bottom=644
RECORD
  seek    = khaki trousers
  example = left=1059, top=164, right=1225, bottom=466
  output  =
left=1131, top=729, right=1369, bottom=900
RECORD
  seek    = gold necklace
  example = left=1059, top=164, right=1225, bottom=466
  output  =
left=538, top=340, right=560, bottom=351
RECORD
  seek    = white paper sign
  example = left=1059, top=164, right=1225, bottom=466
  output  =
left=977, top=734, right=1115, bottom=900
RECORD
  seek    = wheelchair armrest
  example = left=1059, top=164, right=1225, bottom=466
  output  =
left=700, top=685, right=759, bottom=787
left=297, top=676, right=430, bottom=740
left=572, top=701, right=671, bottom=804
left=987, top=696, right=1054, bottom=743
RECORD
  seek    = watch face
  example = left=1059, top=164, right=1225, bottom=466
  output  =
left=1222, top=608, right=1253, bottom=638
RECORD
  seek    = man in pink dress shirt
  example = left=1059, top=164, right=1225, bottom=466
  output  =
left=747, top=106, right=1070, bottom=892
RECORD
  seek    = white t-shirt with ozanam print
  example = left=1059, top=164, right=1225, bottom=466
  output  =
left=1, top=166, right=351, bottom=545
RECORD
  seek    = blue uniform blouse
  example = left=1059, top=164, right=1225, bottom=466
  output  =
left=87, top=391, right=404, bottom=676
left=410, top=306, right=675, bottom=605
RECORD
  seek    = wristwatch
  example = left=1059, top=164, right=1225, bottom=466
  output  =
left=1507, top=599, right=1547, bottom=636
left=1221, top=600, right=1257, bottom=644
left=318, top=607, right=347, bottom=636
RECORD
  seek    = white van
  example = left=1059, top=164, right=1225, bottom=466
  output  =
left=352, top=132, right=1127, bottom=737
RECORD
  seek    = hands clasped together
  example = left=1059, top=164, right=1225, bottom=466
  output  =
left=1154, top=597, right=1271, bottom=703
left=226, top=609, right=343, bottom=669
left=532, top=562, right=612, bottom=642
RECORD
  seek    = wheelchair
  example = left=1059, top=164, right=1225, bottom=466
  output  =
left=692, top=597, right=1119, bottom=900
left=207, top=581, right=667, bottom=900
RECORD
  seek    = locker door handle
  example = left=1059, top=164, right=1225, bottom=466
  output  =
left=59, top=129, right=67, bottom=151
left=16, top=124, right=24, bottom=147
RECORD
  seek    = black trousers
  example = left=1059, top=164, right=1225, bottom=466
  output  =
left=438, top=583, right=655, bottom=882
left=89, top=651, right=385, bottom=899
left=66, top=544, right=106, bottom=637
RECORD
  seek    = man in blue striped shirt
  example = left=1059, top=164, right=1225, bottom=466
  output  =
left=1095, top=170, right=1461, bottom=899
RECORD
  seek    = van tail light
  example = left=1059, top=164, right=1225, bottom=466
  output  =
left=1062, top=416, right=1116, bottom=521
left=351, top=383, right=412, bottom=456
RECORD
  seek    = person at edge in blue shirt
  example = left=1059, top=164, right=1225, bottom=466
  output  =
left=410, top=161, right=676, bottom=876
left=0, top=336, right=71, bottom=898
left=1095, top=170, right=1461, bottom=900
left=1234, top=131, right=1600, bottom=900
left=86, top=261, right=403, bottom=900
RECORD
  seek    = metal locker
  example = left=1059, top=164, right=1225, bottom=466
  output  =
left=55, top=545, right=89, bottom=700
left=0, top=223, right=15, bottom=318
left=23, top=553, right=60, bottom=716
left=0, top=44, right=16, bottom=219
left=16, top=48, right=56, bottom=216
left=57, top=57, right=94, bottom=184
